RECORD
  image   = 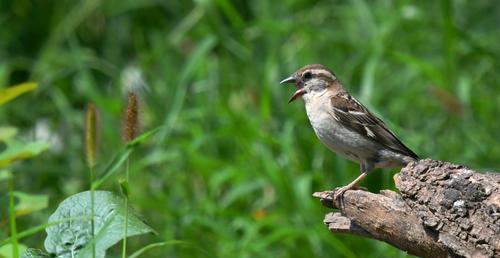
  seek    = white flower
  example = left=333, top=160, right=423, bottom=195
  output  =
left=120, top=65, right=149, bottom=94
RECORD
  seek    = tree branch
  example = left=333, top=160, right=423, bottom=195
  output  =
left=313, top=159, right=499, bottom=258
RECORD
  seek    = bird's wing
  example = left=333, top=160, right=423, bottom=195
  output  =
left=329, top=91, right=418, bottom=159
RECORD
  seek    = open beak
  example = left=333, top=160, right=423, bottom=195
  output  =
left=280, top=75, right=305, bottom=103
left=288, top=88, right=306, bottom=103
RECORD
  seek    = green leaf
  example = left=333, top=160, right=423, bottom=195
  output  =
left=0, top=243, right=27, bottom=258
left=0, top=140, right=49, bottom=168
left=20, top=248, right=50, bottom=258
left=0, top=82, right=38, bottom=106
left=13, top=192, right=49, bottom=216
left=0, top=127, right=17, bottom=142
left=44, top=191, right=154, bottom=258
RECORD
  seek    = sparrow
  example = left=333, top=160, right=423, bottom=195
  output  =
left=280, top=64, right=418, bottom=200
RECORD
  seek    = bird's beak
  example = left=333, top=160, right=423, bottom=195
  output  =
left=280, top=75, right=305, bottom=103
left=288, top=88, right=306, bottom=103
left=280, top=76, right=296, bottom=85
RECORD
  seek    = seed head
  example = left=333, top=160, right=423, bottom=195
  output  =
left=123, top=92, right=139, bottom=142
left=85, top=103, right=99, bottom=168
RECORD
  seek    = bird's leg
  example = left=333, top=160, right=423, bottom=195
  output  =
left=333, top=172, right=368, bottom=200
left=333, top=162, right=372, bottom=201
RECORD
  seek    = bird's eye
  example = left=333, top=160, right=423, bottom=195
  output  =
left=303, top=72, right=312, bottom=80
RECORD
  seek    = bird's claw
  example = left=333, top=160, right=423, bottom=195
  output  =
left=333, top=186, right=350, bottom=201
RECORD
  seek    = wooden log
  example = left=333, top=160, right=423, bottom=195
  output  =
left=313, top=159, right=499, bottom=258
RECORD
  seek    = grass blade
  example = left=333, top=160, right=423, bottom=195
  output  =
left=0, top=82, right=38, bottom=105
left=93, top=127, right=160, bottom=188
left=128, top=240, right=194, bottom=258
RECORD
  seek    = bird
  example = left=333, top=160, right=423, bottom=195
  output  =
left=280, top=64, right=418, bottom=200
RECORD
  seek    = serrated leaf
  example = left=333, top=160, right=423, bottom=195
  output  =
left=13, top=191, right=49, bottom=216
left=0, top=140, right=49, bottom=168
left=0, top=243, right=27, bottom=258
left=20, top=248, right=50, bottom=258
left=44, top=191, right=154, bottom=258
left=0, top=82, right=38, bottom=105
left=0, top=127, right=17, bottom=142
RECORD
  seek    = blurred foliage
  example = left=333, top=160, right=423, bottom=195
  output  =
left=0, top=0, right=499, bottom=257
left=0, top=82, right=37, bottom=105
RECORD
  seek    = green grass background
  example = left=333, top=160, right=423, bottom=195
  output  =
left=1, top=0, right=500, bottom=257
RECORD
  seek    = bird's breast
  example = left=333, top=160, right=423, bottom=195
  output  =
left=304, top=98, right=376, bottom=162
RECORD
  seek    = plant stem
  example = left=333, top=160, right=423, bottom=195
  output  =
left=90, top=166, right=96, bottom=258
left=0, top=216, right=90, bottom=247
left=8, top=173, right=19, bottom=258
left=122, top=158, right=130, bottom=258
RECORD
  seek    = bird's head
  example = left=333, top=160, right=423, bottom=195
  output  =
left=280, top=64, right=337, bottom=103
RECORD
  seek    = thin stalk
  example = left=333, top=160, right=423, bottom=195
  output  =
left=85, top=102, right=98, bottom=258
left=90, top=166, right=96, bottom=258
left=0, top=216, right=89, bottom=247
left=121, top=158, right=130, bottom=258
left=8, top=175, right=19, bottom=258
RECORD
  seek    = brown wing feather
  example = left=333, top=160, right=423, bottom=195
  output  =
left=330, top=91, right=418, bottom=159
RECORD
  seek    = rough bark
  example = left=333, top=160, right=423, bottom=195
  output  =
left=313, top=159, right=499, bottom=258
